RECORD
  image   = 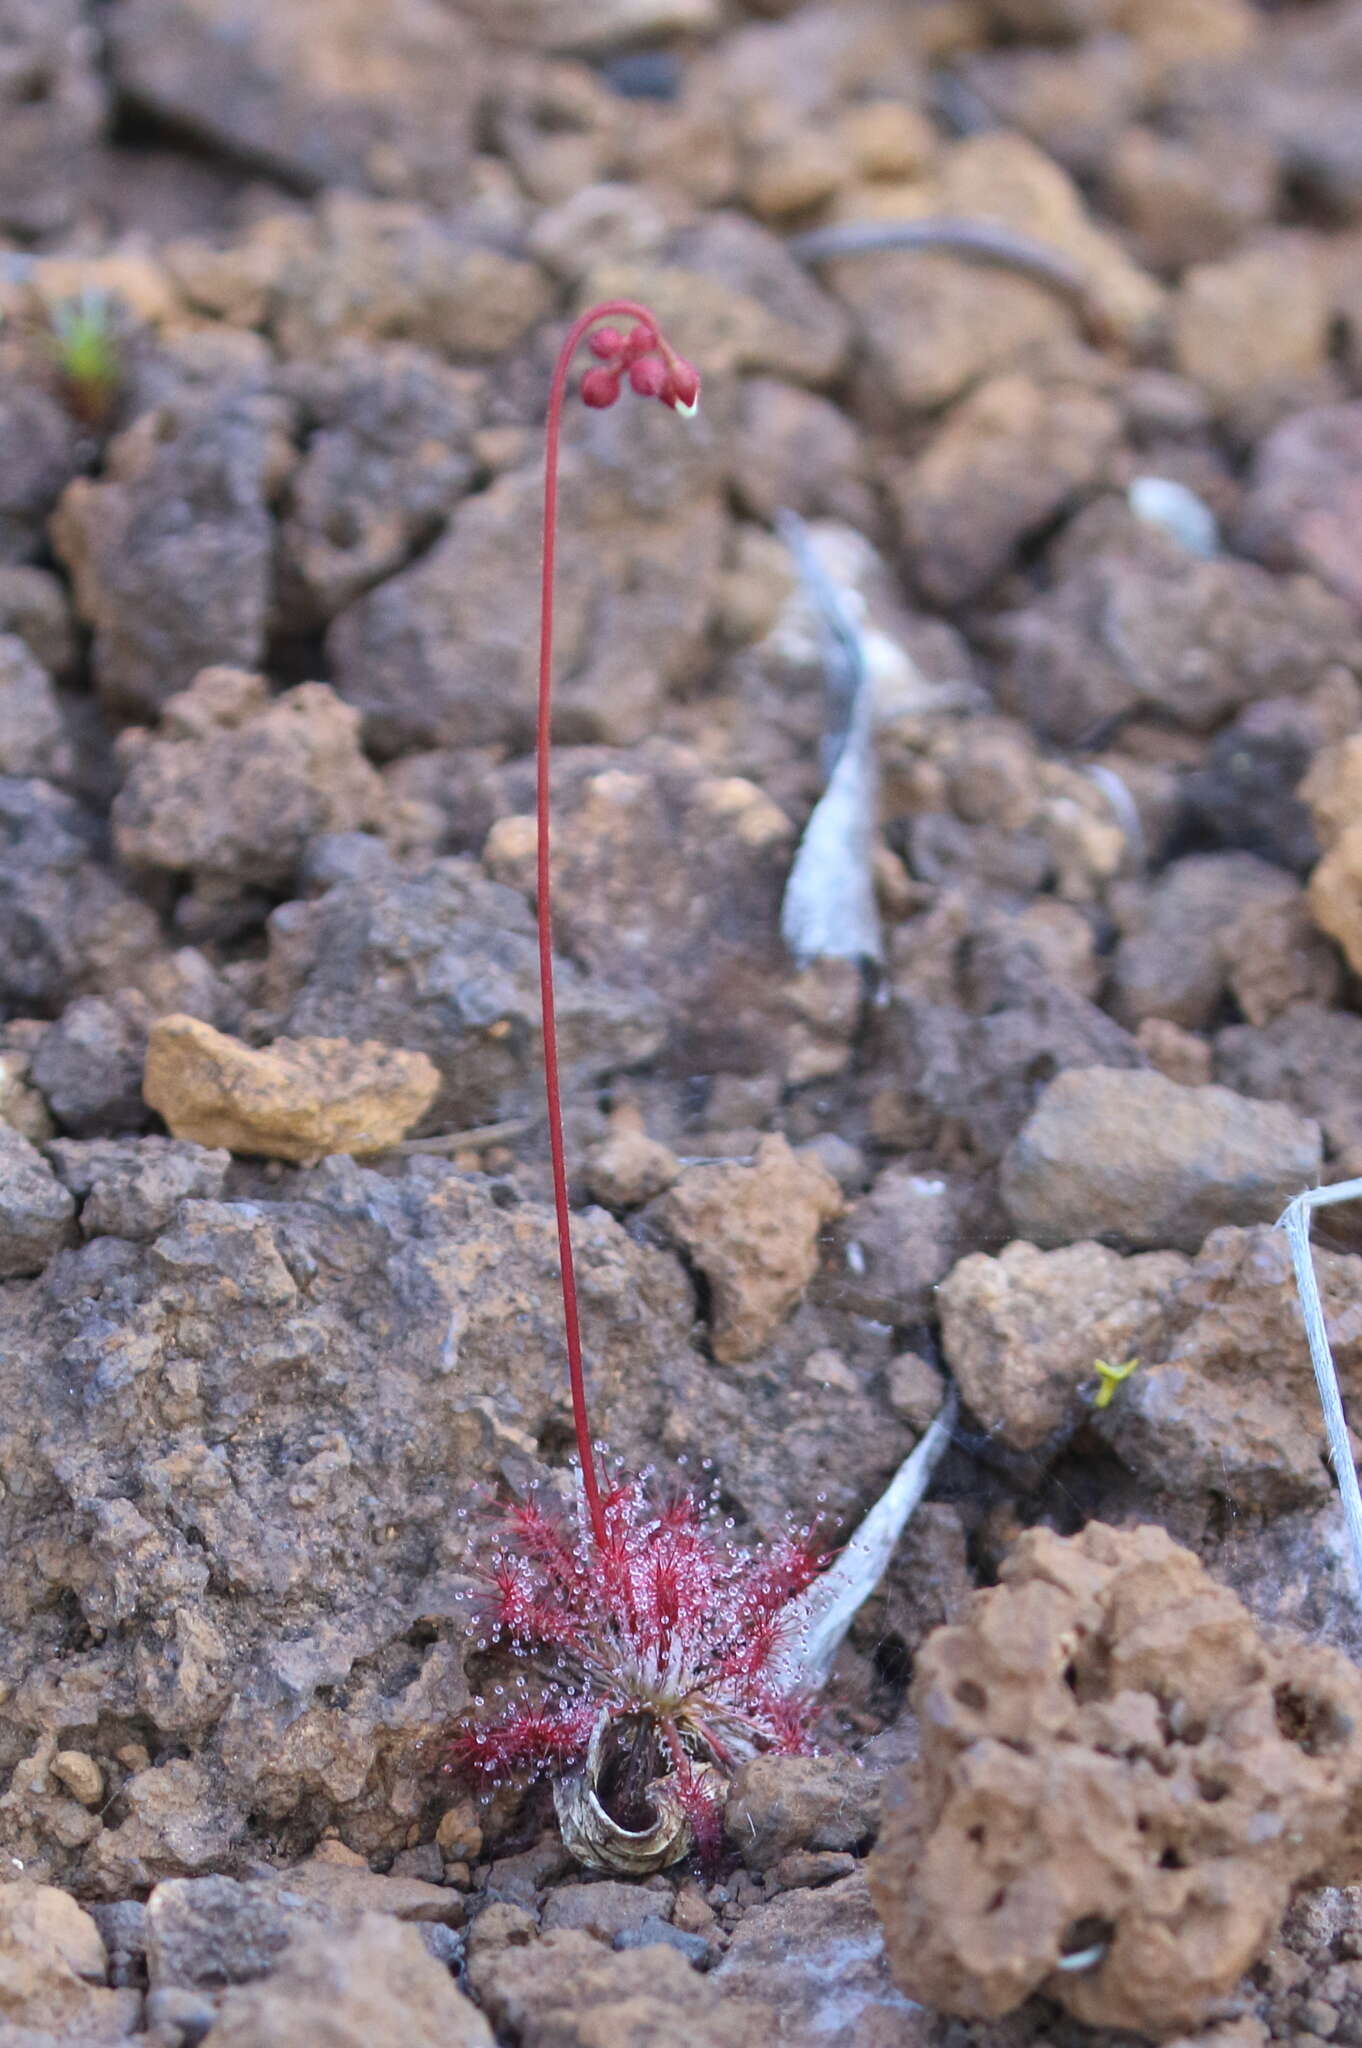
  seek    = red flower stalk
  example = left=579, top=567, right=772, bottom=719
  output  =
left=452, top=305, right=827, bottom=1860
left=536, top=301, right=699, bottom=1555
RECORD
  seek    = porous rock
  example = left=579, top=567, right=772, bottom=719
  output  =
left=0, top=1879, right=137, bottom=2039
left=870, top=1520, right=1362, bottom=2036
left=823, top=133, right=1161, bottom=417
left=0, top=633, right=73, bottom=783
left=938, top=1237, right=1186, bottom=1454
left=539, top=1880, right=666, bottom=1942
left=996, top=499, right=1362, bottom=743
left=874, top=982, right=1144, bottom=1167
left=1303, top=734, right=1362, bottom=974
left=1172, top=241, right=1333, bottom=426
left=469, top=1927, right=760, bottom=2048
left=52, top=390, right=284, bottom=718
left=113, top=670, right=384, bottom=893
left=0, top=1157, right=695, bottom=1888
left=889, top=367, right=1122, bottom=606
left=109, top=0, right=483, bottom=206
left=585, top=212, right=852, bottom=387
left=584, top=1105, right=679, bottom=1210
left=482, top=746, right=847, bottom=1087
left=0, top=359, right=86, bottom=569
left=1092, top=1223, right=1362, bottom=1512
left=0, top=779, right=161, bottom=1012
left=259, top=855, right=666, bottom=1130
left=1109, top=851, right=1301, bottom=1032
left=724, top=1754, right=880, bottom=1873
left=31, top=991, right=155, bottom=1138
left=1238, top=401, right=1362, bottom=611
left=1215, top=1001, right=1362, bottom=1156
left=651, top=1135, right=843, bottom=1363
left=144, top=1015, right=440, bottom=1161
left=256, top=193, right=551, bottom=364
left=0, top=1123, right=76, bottom=1277
left=198, top=1913, right=491, bottom=2048
left=276, top=343, right=480, bottom=625
left=328, top=405, right=726, bottom=755
left=712, top=1871, right=918, bottom=2048
left=1000, top=1066, right=1323, bottom=1251
left=0, top=0, right=106, bottom=239
left=828, top=1164, right=987, bottom=1325
left=0, top=566, right=77, bottom=681
left=49, top=1135, right=230, bottom=1242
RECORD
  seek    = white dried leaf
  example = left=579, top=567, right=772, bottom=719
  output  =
left=770, top=1392, right=958, bottom=1691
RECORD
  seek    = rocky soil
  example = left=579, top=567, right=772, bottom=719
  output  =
left=4, top=0, right=1362, bottom=2042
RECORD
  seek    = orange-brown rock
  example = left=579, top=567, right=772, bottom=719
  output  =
left=1304, top=734, right=1362, bottom=974
left=870, top=1521, right=1362, bottom=2037
left=650, top=1134, right=843, bottom=1363
left=144, top=1015, right=439, bottom=1161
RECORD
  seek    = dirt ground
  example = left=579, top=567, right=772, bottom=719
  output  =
left=4, top=0, right=1362, bottom=2043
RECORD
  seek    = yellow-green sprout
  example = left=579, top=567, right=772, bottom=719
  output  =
left=1092, top=1358, right=1139, bottom=1410
left=48, top=289, right=122, bottom=426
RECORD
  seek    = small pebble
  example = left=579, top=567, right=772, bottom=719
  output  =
left=673, top=1884, right=718, bottom=1936
left=615, top=1917, right=712, bottom=1966
left=468, top=1900, right=538, bottom=1954
left=311, top=1837, right=367, bottom=1867
left=1128, top=475, right=1220, bottom=558
left=771, top=1849, right=858, bottom=1889
left=145, top=1985, right=217, bottom=2046
left=389, top=1841, right=444, bottom=1884
left=886, top=1351, right=947, bottom=1432
left=51, top=1750, right=103, bottom=1807
left=419, top=1923, right=465, bottom=1969
left=598, top=49, right=681, bottom=100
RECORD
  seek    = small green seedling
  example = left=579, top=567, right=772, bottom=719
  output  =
left=1092, top=1357, right=1139, bottom=1410
left=48, top=289, right=122, bottom=427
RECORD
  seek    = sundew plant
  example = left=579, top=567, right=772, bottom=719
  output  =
left=449, top=305, right=831, bottom=1867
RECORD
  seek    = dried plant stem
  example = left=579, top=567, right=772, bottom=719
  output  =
left=538, top=300, right=680, bottom=1554
left=789, top=216, right=1105, bottom=337
left=1279, top=1178, right=1362, bottom=1597
left=395, top=1117, right=534, bottom=1155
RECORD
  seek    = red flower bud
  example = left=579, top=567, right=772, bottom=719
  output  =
left=628, top=356, right=667, bottom=397
left=665, top=358, right=701, bottom=415
left=621, top=324, right=656, bottom=364
left=587, top=326, right=624, bottom=361
left=580, top=366, right=621, bottom=409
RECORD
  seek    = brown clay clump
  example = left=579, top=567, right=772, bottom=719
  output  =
left=869, top=1521, right=1362, bottom=2039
